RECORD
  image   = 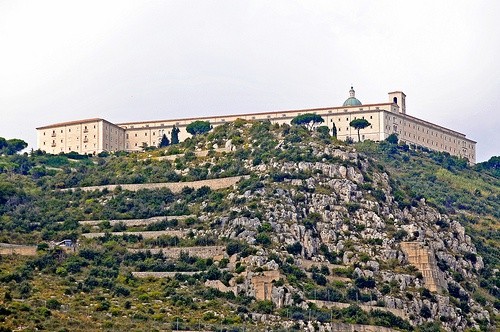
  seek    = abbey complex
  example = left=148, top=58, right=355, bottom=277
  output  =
left=36, top=87, right=476, bottom=163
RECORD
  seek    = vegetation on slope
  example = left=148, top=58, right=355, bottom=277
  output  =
left=0, top=122, right=498, bottom=331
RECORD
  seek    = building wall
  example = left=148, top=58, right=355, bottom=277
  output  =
left=37, top=119, right=125, bottom=155
left=381, top=112, right=475, bottom=163
left=36, top=91, right=476, bottom=163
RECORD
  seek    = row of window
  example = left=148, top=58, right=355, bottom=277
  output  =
left=387, top=116, right=473, bottom=149
left=385, top=124, right=473, bottom=149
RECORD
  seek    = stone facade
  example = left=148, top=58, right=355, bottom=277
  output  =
left=400, top=241, right=447, bottom=292
left=36, top=89, right=476, bottom=163
left=36, top=118, right=125, bottom=155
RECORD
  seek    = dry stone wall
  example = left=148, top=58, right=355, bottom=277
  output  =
left=79, top=215, right=194, bottom=227
left=128, top=246, right=226, bottom=260
left=309, top=300, right=408, bottom=320
left=63, top=175, right=249, bottom=193
left=0, top=243, right=37, bottom=256
left=81, top=230, right=187, bottom=239
left=132, top=271, right=200, bottom=278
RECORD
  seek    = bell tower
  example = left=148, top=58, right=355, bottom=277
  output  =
left=388, top=91, right=406, bottom=114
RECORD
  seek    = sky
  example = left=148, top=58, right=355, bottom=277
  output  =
left=0, top=0, right=499, bottom=162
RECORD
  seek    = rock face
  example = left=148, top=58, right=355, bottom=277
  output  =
left=207, top=143, right=493, bottom=331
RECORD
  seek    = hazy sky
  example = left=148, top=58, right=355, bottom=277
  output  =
left=1, top=1, right=499, bottom=162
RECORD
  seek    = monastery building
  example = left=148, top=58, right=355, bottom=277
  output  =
left=36, top=88, right=476, bottom=163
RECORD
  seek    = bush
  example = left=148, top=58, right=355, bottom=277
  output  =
left=46, top=298, right=61, bottom=310
left=354, top=276, right=375, bottom=288
left=252, top=300, right=275, bottom=314
left=420, top=304, right=432, bottom=318
left=286, top=242, right=302, bottom=255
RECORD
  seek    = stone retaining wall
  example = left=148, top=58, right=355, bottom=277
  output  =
left=327, top=323, right=401, bottom=332
left=298, top=259, right=347, bottom=271
left=132, top=271, right=201, bottom=278
left=81, top=230, right=187, bottom=239
left=156, top=148, right=230, bottom=161
left=0, top=243, right=37, bottom=256
left=309, top=300, right=407, bottom=320
left=128, top=245, right=226, bottom=260
left=204, top=280, right=237, bottom=295
left=63, top=175, right=249, bottom=193
left=79, top=215, right=194, bottom=227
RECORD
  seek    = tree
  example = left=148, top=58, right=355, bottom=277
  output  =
left=186, top=120, right=212, bottom=136
left=386, top=133, right=398, bottom=144
left=1, top=138, right=28, bottom=155
left=158, top=134, right=170, bottom=148
left=0, top=137, right=7, bottom=150
left=349, top=119, right=371, bottom=142
left=316, top=126, right=330, bottom=139
left=291, top=113, right=324, bottom=130
left=171, top=126, right=180, bottom=145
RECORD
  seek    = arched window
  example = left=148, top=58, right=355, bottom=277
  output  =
left=393, top=97, right=398, bottom=104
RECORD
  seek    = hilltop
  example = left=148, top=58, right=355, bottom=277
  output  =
left=0, top=120, right=498, bottom=332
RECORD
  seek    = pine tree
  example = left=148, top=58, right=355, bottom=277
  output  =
left=171, top=126, right=180, bottom=145
left=158, top=134, right=170, bottom=148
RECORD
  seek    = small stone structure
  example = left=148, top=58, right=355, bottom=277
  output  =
left=400, top=241, right=447, bottom=292
left=128, top=246, right=226, bottom=260
left=251, top=270, right=281, bottom=301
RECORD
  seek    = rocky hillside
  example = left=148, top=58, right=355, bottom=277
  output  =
left=0, top=121, right=498, bottom=331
